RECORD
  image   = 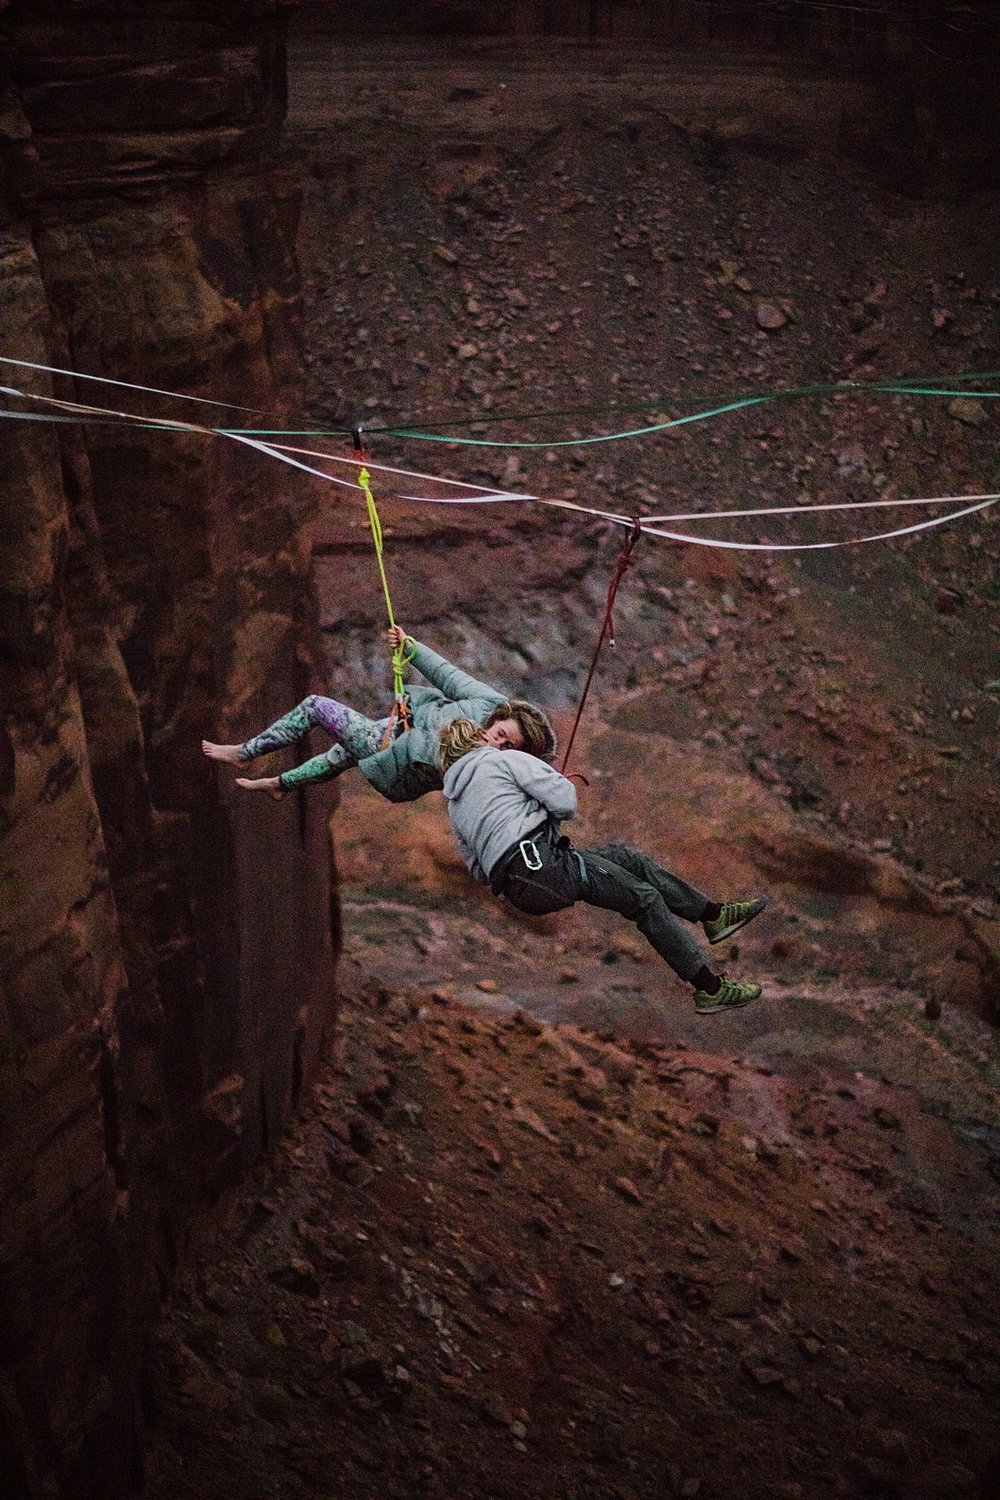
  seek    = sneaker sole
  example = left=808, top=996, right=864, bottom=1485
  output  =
left=706, top=895, right=770, bottom=945
left=695, top=988, right=762, bottom=1015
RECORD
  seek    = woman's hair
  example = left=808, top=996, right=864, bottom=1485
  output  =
left=484, top=700, right=557, bottom=759
left=438, top=717, right=487, bottom=771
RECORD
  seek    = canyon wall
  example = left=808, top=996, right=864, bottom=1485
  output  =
left=0, top=4, right=336, bottom=1496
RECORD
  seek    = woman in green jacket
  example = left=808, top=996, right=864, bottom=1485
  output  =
left=202, top=626, right=555, bottom=803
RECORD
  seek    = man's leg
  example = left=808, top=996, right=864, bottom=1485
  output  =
left=585, top=843, right=711, bottom=923
left=589, top=843, right=769, bottom=947
left=500, top=842, right=761, bottom=1012
left=575, top=847, right=708, bottom=981
left=577, top=847, right=761, bottom=1010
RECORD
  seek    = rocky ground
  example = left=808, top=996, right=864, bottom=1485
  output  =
left=144, top=981, right=1000, bottom=1500
left=143, top=24, right=1000, bottom=1500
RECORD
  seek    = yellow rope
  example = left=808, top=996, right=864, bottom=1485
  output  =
left=357, top=464, right=410, bottom=699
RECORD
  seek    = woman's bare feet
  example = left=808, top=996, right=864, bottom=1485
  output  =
left=235, top=776, right=285, bottom=801
left=202, top=740, right=245, bottom=765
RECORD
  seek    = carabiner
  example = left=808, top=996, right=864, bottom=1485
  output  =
left=519, top=839, right=543, bottom=872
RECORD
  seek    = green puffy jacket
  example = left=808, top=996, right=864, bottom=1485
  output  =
left=357, top=641, right=508, bottom=802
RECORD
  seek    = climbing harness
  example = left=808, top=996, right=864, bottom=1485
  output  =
left=352, top=426, right=414, bottom=748
left=560, top=516, right=644, bottom=779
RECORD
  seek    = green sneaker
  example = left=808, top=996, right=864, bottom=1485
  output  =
left=693, top=976, right=762, bottom=1015
left=703, top=895, right=769, bottom=946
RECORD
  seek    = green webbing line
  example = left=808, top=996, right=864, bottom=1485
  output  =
left=4, top=371, right=1000, bottom=454
left=0, top=407, right=215, bottom=433
left=380, top=381, right=1000, bottom=449
left=0, top=408, right=192, bottom=430
left=0, top=409, right=87, bottom=424
left=357, top=464, right=408, bottom=699
left=388, top=394, right=771, bottom=447
left=211, top=369, right=1000, bottom=441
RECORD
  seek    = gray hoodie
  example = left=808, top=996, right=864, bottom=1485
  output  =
left=442, top=746, right=577, bottom=883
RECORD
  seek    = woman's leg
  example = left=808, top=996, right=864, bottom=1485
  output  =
left=279, top=745, right=356, bottom=790
left=238, top=696, right=329, bottom=760
left=235, top=747, right=359, bottom=796
left=216, top=695, right=388, bottom=792
left=234, top=694, right=384, bottom=762
left=204, top=700, right=324, bottom=766
left=303, top=699, right=388, bottom=761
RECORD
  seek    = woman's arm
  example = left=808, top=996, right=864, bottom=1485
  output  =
left=399, top=635, right=503, bottom=706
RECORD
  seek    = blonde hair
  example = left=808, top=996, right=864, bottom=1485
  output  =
left=438, top=717, right=487, bottom=771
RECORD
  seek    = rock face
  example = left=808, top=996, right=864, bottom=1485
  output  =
left=0, top=5, right=335, bottom=1496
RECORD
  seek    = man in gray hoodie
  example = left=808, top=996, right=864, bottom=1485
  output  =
left=440, top=718, right=766, bottom=1016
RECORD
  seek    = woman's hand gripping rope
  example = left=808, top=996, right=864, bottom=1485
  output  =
left=386, top=624, right=417, bottom=693
left=382, top=624, right=416, bottom=744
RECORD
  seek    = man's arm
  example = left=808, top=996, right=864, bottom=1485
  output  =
left=505, top=751, right=577, bottom=821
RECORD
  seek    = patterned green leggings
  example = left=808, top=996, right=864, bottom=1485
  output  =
left=240, top=695, right=389, bottom=789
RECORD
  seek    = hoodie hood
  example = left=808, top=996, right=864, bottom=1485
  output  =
left=442, top=744, right=498, bottom=801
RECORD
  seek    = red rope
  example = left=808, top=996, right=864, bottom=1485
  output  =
left=559, top=518, right=643, bottom=778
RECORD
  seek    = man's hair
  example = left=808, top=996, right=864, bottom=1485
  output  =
left=484, top=700, right=557, bottom=759
left=438, top=717, right=487, bottom=772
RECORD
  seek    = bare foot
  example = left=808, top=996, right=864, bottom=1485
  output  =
left=235, top=776, right=285, bottom=801
left=202, top=740, right=245, bottom=765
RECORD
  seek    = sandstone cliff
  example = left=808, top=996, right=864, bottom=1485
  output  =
left=0, top=5, right=334, bottom=1496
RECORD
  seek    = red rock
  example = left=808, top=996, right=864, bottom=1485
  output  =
left=3, top=3, right=335, bottom=1488
left=612, top=1175, right=644, bottom=1204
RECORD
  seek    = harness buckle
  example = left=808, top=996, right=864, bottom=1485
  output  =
left=519, top=839, right=543, bottom=872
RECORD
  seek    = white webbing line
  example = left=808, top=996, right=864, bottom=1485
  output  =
left=0, top=354, right=260, bottom=413
left=409, top=485, right=1000, bottom=551
left=220, top=431, right=535, bottom=501
left=2, top=375, right=996, bottom=552
left=643, top=492, right=1000, bottom=524
left=632, top=495, right=999, bottom=550
left=242, top=436, right=538, bottom=499
left=1, top=383, right=534, bottom=501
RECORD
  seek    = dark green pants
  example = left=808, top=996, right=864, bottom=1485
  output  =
left=493, top=836, right=710, bottom=983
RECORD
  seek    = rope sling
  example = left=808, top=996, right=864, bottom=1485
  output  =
left=559, top=518, right=643, bottom=779
left=355, top=449, right=415, bottom=748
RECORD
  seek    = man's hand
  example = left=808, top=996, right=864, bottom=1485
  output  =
left=386, top=625, right=408, bottom=650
